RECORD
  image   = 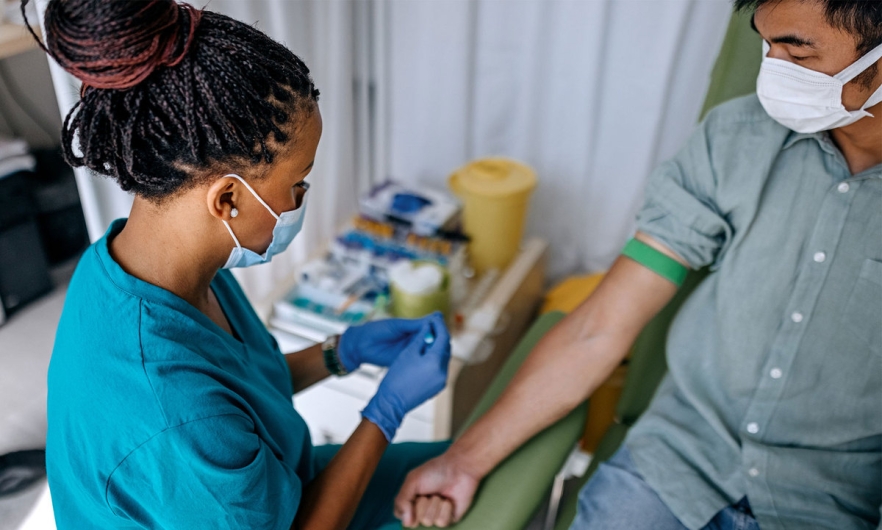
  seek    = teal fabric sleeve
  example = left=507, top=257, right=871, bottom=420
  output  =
left=622, top=238, right=688, bottom=287
left=47, top=219, right=316, bottom=528
left=106, top=414, right=302, bottom=530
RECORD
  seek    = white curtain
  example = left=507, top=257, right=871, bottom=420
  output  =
left=40, top=0, right=732, bottom=297
left=380, top=0, right=731, bottom=278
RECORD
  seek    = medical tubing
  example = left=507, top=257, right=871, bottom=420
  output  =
left=621, top=238, right=688, bottom=287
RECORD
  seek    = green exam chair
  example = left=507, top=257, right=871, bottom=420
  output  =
left=431, top=310, right=587, bottom=530
left=417, top=9, right=761, bottom=530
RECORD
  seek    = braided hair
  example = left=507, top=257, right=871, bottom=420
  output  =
left=22, top=0, right=320, bottom=201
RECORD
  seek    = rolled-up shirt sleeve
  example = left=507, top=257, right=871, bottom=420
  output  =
left=106, top=413, right=301, bottom=530
left=636, top=118, right=733, bottom=270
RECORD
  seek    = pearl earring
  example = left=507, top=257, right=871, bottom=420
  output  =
left=230, top=208, right=239, bottom=218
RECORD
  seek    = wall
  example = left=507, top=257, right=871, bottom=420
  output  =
left=0, top=47, right=61, bottom=148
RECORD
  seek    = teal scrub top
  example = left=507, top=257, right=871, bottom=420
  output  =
left=47, top=219, right=313, bottom=529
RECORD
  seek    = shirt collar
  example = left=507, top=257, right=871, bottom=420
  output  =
left=781, top=130, right=830, bottom=151
left=782, top=130, right=882, bottom=179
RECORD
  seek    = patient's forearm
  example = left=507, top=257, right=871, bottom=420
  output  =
left=448, top=255, right=678, bottom=478
left=447, top=320, right=629, bottom=478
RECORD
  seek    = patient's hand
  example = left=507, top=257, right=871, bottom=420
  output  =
left=394, top=453, right=481, bottom=528
left=411, top=495, right=455, bottom=528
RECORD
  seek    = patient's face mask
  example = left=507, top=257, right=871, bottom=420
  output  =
left=757, top=40, right=882, bottom=133
left=221, top=173, right=309, bottom=269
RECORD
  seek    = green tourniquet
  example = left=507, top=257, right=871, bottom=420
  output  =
left=621, top=238, right=688, bottom=287
left=46, top=219, right=446, bottom=530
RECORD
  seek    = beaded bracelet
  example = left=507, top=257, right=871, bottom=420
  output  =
left=321, top=335, right=348, bottom=376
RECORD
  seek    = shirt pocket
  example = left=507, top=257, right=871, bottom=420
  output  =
left=843, top=258, right=882, bottom=354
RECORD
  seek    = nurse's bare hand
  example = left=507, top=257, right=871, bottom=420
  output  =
left=395, top=452, right=480, bottom=528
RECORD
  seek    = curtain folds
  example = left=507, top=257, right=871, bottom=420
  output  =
left=383, top=0, right=732, bottom=277
left=40, top=0, right=732, bottom=298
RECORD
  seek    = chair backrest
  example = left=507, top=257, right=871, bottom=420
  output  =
left=700, top=8, right=762, bottom=119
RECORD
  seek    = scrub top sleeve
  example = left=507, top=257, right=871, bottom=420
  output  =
left=106, top=414, right=302, bottom=530
left=635, top=115, right=733, bottom=271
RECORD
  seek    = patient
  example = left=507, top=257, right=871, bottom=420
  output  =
left=395, top=0, right=882, bottom=528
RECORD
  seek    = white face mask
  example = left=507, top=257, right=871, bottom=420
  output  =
left=757, top=40, right=882, bottom=133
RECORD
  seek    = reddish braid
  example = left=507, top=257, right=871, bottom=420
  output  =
left=20, top=0, right=320, bottom=201
left=40, top=1, right=202, bottom=91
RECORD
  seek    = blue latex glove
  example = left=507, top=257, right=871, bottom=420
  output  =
left=362, top=314, right=451, bottom=441
left=337, top=316, right=432, bottom=372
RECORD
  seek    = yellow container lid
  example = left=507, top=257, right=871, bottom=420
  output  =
left=449, top=157, right=537, bottom=198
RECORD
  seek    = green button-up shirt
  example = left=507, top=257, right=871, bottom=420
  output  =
left=625, top=94, right=881, bottom=530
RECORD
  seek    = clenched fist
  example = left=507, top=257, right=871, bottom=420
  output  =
left=394, top=452, right=482, bottom=528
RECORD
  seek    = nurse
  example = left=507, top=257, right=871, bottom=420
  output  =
left=26, top=1, right=451, bottom=528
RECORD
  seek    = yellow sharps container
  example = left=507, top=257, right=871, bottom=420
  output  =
left=448, top=158, right=537, bottom=273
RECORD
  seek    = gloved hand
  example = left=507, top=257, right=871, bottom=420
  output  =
left=362, top=313, right=451, bottom=441
left=337, top=316, right=433, bottom=373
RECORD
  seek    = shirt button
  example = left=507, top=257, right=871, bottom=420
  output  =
left=747, top=422, right=759, bottom=434
left=838, top=182, right=850, bottom=193
left=813, top=252, right=826, bottom=263
left=748, top=468, right=760, bottom=477
left=770, top=368, right=783, bottom=379
left=791, top=312, right=804, bottom=323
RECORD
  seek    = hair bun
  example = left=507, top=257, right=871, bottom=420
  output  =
left=43, top=0, right=202, bottom=91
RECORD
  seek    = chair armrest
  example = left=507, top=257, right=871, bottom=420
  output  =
left=437, top=402, right=587, bottom=530
left=423, top=311, right=589, bottom=529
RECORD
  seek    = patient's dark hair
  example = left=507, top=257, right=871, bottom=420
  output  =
left=21, top=0, right=320, bottom=200
left=735, top=0, right=882, bottom=89
left=734, top=0, right=882, bottom=55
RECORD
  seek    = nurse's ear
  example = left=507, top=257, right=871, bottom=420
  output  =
left=205, top=176, right=239, bottom=222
